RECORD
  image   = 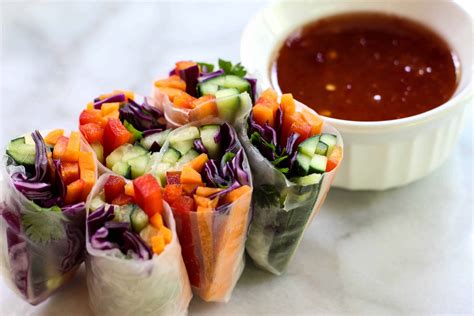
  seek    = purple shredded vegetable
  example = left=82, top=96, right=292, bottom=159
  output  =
left=198, top=69, right=225, bottom=83
left=87, top=205, right=115, bottom=237
left=91, top=227, right=117, bottom=250
left=275, top=108, right=283, bottom=139
left=208, top=181, right=240, bottom=200
left=178, top=64, right=200, bottom=97
left=142, top=128, right=164, bottom=137
left=31, top=131, right=48, bottom=182
left=93, top=93, right=126, bottom=109
left=285, top=133, right=300, bottom=157
left=53, top=159, right=66, bottom=199
left=149, top=142, right=161, bottom=153
left=245, top=77, right=257, bottom=102
left=119, top=98, right=166, bottom=132
left=262, top=123, right=277, bottom=145
left=122, top=231, right=152, bottom=260
left=62, top=202, right=86, bottom=218
left=193, top=139, right=208, bottom=154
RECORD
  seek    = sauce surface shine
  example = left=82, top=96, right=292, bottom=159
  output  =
left=273, top=13, right=458, bottom=121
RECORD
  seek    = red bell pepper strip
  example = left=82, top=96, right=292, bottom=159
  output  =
left=133, top=174, right=163, bottom=217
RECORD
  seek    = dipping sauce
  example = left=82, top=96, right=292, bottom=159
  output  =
left=273, top=13, right=459, bottom=121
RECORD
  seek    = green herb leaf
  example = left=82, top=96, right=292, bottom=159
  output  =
left=254, top=184, right=281, bottom=208
left=272, top=155, right=288, bottom=167
left=218, top=59, right=247, bottom=77
left=197, top=62, right=215, bottom=73
left=250, top=132, right=276, bottom=153
left=21, top=203, right=66, bottom=244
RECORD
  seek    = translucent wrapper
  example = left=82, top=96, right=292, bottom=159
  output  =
left=149, top=119, right=253, bottom=302
left=0, top=131, right=97, bottom=305
left=85, top=173, right=192, bottom=316
left=239, top=104, right=344, bottom=275
left=153, top=88, right=252, bottom=128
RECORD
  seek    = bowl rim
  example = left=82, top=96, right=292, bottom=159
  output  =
left=241, top=1, right=473, bottom=132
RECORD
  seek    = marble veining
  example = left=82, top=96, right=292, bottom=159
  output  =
left=0, top=1, right=472, bottom=315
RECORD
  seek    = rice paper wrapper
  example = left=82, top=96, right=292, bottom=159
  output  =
left=0, top=131, right=97, bottom=304
left=148, top=119, right=253, bottom=302
left=153, top=88, right=252, bottom=129
left=239, top=104, right=344, bottom=275
left=85, top=173, right=192, bottom=316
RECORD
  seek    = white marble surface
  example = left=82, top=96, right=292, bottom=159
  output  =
left=0, top=1, right=472, bottom=315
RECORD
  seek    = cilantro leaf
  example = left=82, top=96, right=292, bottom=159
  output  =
left=197, top=62, right=214, bottom=73
left=218, top=59, right=247, bottom=77
left=254, top=184, right=280, bottom=208
left=21, top=203, right=66, bottom=244
left=272, top=155, right=288, bottom=167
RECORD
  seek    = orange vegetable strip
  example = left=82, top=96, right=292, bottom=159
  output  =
left=44, top=129, right=64, bottom=145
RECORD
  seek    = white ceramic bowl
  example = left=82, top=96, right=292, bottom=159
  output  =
left=241, top=0, right=473, bottom=190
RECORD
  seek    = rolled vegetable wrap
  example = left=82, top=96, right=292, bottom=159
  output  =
left=153, top=59, right=255, bottom=127
left=148, top=120, right=253, bottom=302
left=239, top=89, right=343, bottom=275
left=79, top=90, right=174, bottom=180
left=0, top=129, right=97, bottom=304
left=86, top=173, right=192, bottom=316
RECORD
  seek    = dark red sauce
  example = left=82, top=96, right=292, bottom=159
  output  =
left=273, top=13, right=459, bottom=121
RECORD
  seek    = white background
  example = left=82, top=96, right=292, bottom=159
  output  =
left=0, top=1, right=472, bottom=315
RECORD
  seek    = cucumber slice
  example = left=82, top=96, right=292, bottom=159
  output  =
left=199, top=125, right=221, bottom=159
left=320, top=134, right=337, bottom=156
left=198, top=75, right=251, bottom=96
left=131, top=207, right=149, bottom=233
left=215, top=88, right=240, bottom=123
left=6, top=137, right=36, bottom=166
left=178, top=149, right=199, bottom=164
left=122, top=145, right=147, bottom=162
left=222, top=75, right=251, bottom=93
left=10, top=137, right=26, bottom=146
left=293, top=173, right=322, bottom=186
left=23, top=134, right=35, bottom=145
left=114, top=204, right=133, bottom=225
left=140, top=129, right=171, bottom=150
left=89, top=195, right=105, bottom=211
left=153, top=162, right=172, bottom=186
left=169, top=126, right=200, bottom=155
left=128, top=154, right=150, bottom=179
left=112, top=161, right=131, bottom=178
left=198, top=76, right=225, bottom=96
left=90, top=142, right=104, bottom=164
left=309, top=154, right=328, bottom=174
left=106, top=144, right=132, bottom=169
left=295, top=152, right=311, bottom=176
left=162, top=148, right=181, bottom=164
left=315, top=141, right=328, bottom=156
left=298, top=136, right=320, bottom=157
left=199, top=82, right=219, bottom=96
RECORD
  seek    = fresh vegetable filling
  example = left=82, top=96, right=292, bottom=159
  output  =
left=154, top=59, right=256, bottom=123
left=248, top=89, right=342, bottom=184
left=152, top=122, right=251, bottom=213
left=87, top=174, right=172, bottom=259
left=79, top=90, right=171, bottom=179
left=5, top=129, right=96, bottom=242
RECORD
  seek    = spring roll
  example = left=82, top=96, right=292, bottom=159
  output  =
left=86, top=173, right=192, bottom=316
left=79, top=90, right=174, bottom=180
left=148, top=120, right=253, bottom=302
left=0, top=129, right=97, bottom=304
left=239, top=89, right=344, bottom=275
left=153, top=59, right=255, bottom=127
